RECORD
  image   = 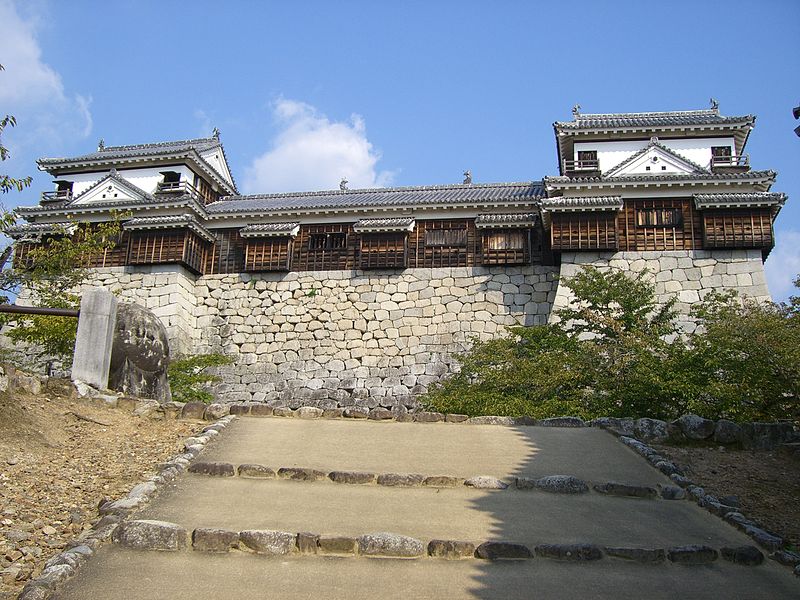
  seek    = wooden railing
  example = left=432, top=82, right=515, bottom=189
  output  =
left=710, top=154, right=749, bottom=169
left=40, top=190, right=73, bottom=202
left=563, top=158, right=600, bottom=173
left=155, top=181, right=201, bottom=198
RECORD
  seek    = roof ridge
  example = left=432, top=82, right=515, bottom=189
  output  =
left=575, top=108, right=718, bottom=119
left=220, top=181, right=539, bottom=202
left=101, top=137, right=218, bottom=152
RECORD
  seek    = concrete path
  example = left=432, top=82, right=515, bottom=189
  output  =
left=57, top=416, right=800, bottom=599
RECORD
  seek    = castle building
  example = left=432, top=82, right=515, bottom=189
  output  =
left=9, top=105, right=787, bottom=409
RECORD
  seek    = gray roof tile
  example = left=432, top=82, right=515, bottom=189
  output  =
left=474, top=213, right=538, bottom=227
left=545, top=170, right=776, bottom=186
left=540, top=196, right=623, bottom=212
left=239, top=222, right=300, bottom=237
left=693, top=192, right=787, bottom=209
left=207, top=182, right=543, bottom=216
left=5, top=222, right=72, bottom=240
left=555, top=108, right=754, bottom=131
left=124, top=214, right=214, bottom=242
left=353, top=217, right=415, bottom=232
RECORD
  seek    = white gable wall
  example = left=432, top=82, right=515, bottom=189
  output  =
left=199, top=148, right=234, bottom=186
left=574, top=136, right=735, bottom=173
left=55, top=165, right=198, bottom=199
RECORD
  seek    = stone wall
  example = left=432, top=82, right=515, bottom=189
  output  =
left=85, top=265, right=559, bottom=409
left=551, top=250, right=771, bottom=333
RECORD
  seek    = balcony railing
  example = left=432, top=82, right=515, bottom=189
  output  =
left=41, top=190, right=73, bottom=202
left=709, top=154, right=750, bottom=170
left=154, top=181, right=206, bottom=201
left=563, top=158, right=600, bottom=174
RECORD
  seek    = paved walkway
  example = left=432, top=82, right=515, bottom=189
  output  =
left=57, top=416, right=799, bottom=599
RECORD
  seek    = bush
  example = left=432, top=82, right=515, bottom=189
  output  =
left=423, top=267, right=799, bottom=422
left=167, top=353, right=233, bottom=404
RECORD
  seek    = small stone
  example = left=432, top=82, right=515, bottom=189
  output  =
left=535, top=544, right=603, bottom=561
left=427, top=539, right=476, bottom=559
left=445, top=414, right=469, bottom=423
left=669, top=474, right=693, bottom=488
left=180, top=402, right=207, bottom=419
left=357, top=532, right=424, bottom=558
left=475, top=541, right=532, bottom=560
left=721, top=546, right=764, bottom=566
left=343, top=407, right=368, bottom=419
left=589, top=417, right=636, bottom=437
left=605, top=547, right=665, bottom=563
left=465, top=476, right=508, bottom=489
left=41, top=526, right=57, bottom=536
left=318, top=536, right=358, bottom=555
left=377, top=473, right=425, bottom=487
left=423, top=476, right=463, bottom=487
left=328, top=471, right=376, bottom=485
left=296, top=532, right=319, bottom=554
left=229, top=404, right=251, bottom=416
left=239, top=530, right=295, bottom=555
left=660, top=486, right=686, bottom=500
left=654, top=460, right=682, bottom=476
left=18, top=584, right=49, bottom=600
left=273, top=407, right=294, bottom=417
left=771, top=550, right=800, bottom=567
left=203, top=403, right=230, bottom=420
left=719, top=495, right=740, bottom=508
left=518, top=475, right=588, bottom=494
left=192, top=528, right=239, bottom=553
left=674, top=414, right=715, bottom=440
left=368, top=408, right=393, bottom=420
left=188, top=462, right=235, bottom=477
left=277, top=467, right=327, bottom=481
left=634, top=418, right=672, bottom=443
left=413, top=411, right=444, bottom=423
left=250, top=405, right=274, bottom=417
left=467, top=416, right=515, bottom=426
left=667, top=545, right=718, bottom=564
left=593, top=482, right=657, bottom=499
left=112, top=520, right=187, bottom=551
left=238, top=464, right=276, bottom=478
left=713, top=419, right=742, bottom=444
left=743, top=525, right=783, bottom=551
left=296, top=407, right=324, bottom=419
left=537, top=417, right=585, bottom=428
left=322, top=408, right=344, bottom=419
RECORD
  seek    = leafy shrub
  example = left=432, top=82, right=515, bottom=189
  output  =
left=167, top=353, right=233, bottom=404
left=424, top=266, right=799, bottom=422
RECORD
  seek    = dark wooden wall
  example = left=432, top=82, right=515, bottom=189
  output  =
left=702, top=208, right=774, bottom=249
left=550, top=213, right=618, bottom=251
left=128, top=229, right=208, bottom=274
left=618, top=198, right=701, bottom=252
left=243, top=238, right=293, bottom=271
left=360, top=233, right=407, bottom=269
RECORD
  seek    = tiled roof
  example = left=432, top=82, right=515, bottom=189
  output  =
left=5, top=222, right=72, bottom=240
left=38, top=137, right=220, bottom=166
left=539, top=196, right=623, bottom=212
left=124, top=214, right=214, bottom=242
left=474, top=213, right=538, bottom=228
left=545, top=170, right=776, bottom=186
left=555, top=108, right=755, bottom=131
left=37, top=136, right=237, bottom=194
left=353, top=217, right=415, bottom=232
left=694, top=192, right=787, bottom=210
left=239, top=222, right=300, bottom=238
left=603, top=140, right=710, bottom=177
left=207, top=182, right=543, bottom=216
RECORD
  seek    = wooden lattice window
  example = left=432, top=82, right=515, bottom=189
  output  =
left=309, top=232, right=347, bottom=250
left=360, top=233, right=407, bottom=269
left=482, top=230, right=529, bottom=265
left=244, top=238, right=293, bottom=271
left=576, top=150, right=598, bottom=169
left=636, top=208, right=683, bottom=227
left=425, top=228, right=467, bottom=247
left=127, top=229, right=208, bottom=274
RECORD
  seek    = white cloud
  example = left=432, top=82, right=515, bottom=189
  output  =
left=243, top=99, right=395, bottom=194
left=0, top=0, right=92, bottom=156
left=765, top=229, right=800, bottom=302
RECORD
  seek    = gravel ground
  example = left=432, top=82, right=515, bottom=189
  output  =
left=0, top=383, right=198, bottom=599
left=654, top=443, right=800, bottom=550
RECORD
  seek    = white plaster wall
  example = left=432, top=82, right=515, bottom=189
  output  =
left=574, top=137, right=735, bottom=173
left=550, top=249, right=770, bottom=334
left=56, top=165, right=197, bottom=198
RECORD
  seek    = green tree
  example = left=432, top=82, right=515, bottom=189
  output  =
left=168, top=354, right=234, bottom=404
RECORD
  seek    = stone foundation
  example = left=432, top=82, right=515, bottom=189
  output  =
left=551, top=250, right=770, bottom=333
left=85, top=266, right=559, bottom=408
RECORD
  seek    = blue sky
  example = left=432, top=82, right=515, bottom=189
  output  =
left=1, top=0, right=798, bottom=298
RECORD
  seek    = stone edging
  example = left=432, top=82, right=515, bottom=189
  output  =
left=15, top=416, right=238, bottom=600
left=615, top=435, right=800, bottom=578
left=186, top=404, right=799, bottom=452
left=111, top=519, right=768, bottom=568
left=186, top=461, right=686, bottom=501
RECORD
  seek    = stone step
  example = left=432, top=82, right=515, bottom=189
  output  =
left=53, top=544, right=800, bottom=600
left=134, top=476, right=754, bottom=550
left=197, top=416, right=668, bottom=485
